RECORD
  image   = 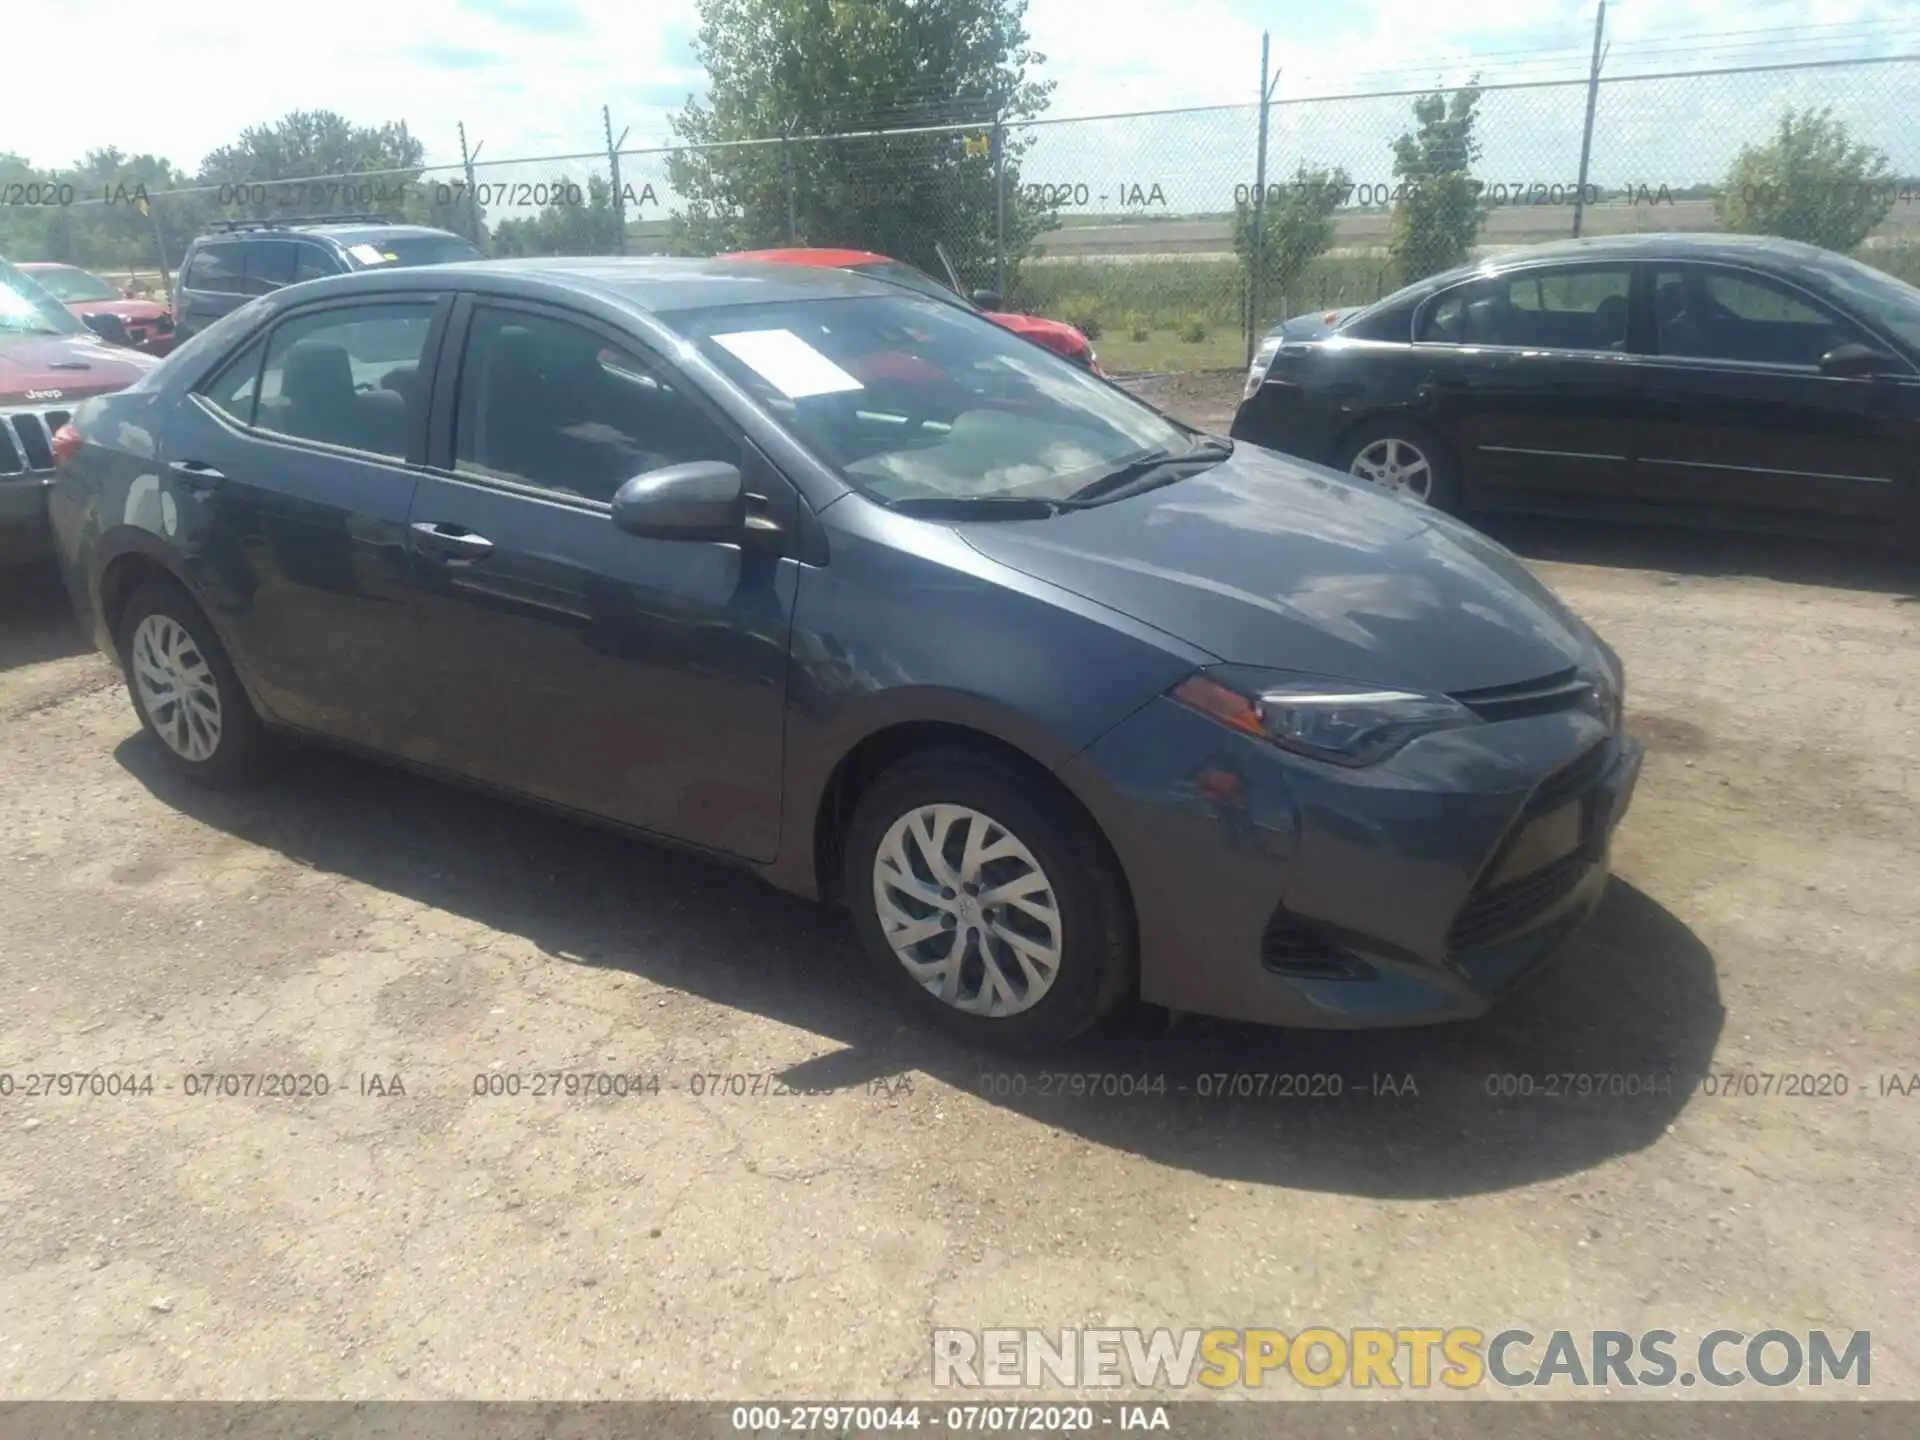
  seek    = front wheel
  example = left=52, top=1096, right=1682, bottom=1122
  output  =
left=1335, top=419, right=1460, bottom=511
left=843, top=751, right=1136, bottom=1052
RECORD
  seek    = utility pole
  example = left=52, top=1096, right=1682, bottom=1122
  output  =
left=781, top=118, right=799, bottom=244
left=457, top=123, right=484, bottom=246
left=991, top=109, right=1008, bottom=299
left=604, top=105, right=630, bottom=254
left=1572, top=0, right=1608, bottom=239
left=1246, top=32, right=1281, bottom=367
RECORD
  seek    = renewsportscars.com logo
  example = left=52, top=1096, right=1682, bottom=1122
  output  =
left=932, top=1328, right=1871, bottom=1391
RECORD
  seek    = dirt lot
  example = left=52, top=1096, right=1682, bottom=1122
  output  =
left=2, top=380, right=1917, bottom=1402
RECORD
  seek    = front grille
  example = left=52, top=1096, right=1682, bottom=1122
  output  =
left=1449, top=849, right=1589, bottom=951
left=0, top=409, right=73, bottom=477
left=1452, top=666, right=1594, bottom=722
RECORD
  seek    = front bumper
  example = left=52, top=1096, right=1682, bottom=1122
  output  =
left=1060, top=695, right=1643, bottom=1028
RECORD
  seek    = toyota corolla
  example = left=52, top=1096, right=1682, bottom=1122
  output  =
left=48, top=257, right=1641, bottom=1048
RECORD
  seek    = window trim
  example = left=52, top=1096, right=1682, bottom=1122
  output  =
left=428, top=292, right=759, bottom=514
left=187, top=292, right=453, bottom=467
left=1644, top=260, right=1916, bottom=378
left=1411, top=259, right=1636, bottom=357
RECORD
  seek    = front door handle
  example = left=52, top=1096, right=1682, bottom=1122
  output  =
left=168, top=460, right=225, bottom=490
left=410, top=521, right=494, bottom=562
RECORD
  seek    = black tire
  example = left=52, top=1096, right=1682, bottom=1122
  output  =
left=117, top=579, right=271, bottom=788
left=842, top=748, right=1136, bottom=1052
left=1333, top=416, right=1462, bottom=512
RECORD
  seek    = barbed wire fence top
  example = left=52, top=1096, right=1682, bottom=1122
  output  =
left=18, top=50, right=1920, bottom=378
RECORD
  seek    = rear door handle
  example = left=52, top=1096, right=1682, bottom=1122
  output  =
left=168, top=460, right=225, bottom=490
left=410, top=521, right=494, bottom=562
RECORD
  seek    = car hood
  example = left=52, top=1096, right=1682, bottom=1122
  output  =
left=0, top=332, right=159, bottom=404
left=956, top=445, right=1599, bottom=695
left=988, top=311, right=1090, bottom=356
left=65, top=298, right=171, bottom=322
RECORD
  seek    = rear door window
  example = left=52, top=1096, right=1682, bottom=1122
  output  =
left=293, top=242, right=341, bottom=283
left=241, top=240, right=300, bottom=295
left=251, top=302, right=439, bottom=459
left=184, top=242, right=243, bottom=294
left=1421, top=266, right=1630, bottom=351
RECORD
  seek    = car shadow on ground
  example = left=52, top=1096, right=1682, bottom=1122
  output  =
left=1481, top=514, right=1920, bottom=599
left=0, top=562, right=91, bottom=671
left=118, top=734, right=1724, bottom=1200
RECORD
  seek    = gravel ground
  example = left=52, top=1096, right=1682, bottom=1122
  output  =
left=2, top=378, right=1917, bottom=1401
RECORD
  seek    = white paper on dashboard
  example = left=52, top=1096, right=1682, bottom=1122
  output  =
left=711, top=329, right=864, bottom=398
left=347, top=243, right=393, bottom=266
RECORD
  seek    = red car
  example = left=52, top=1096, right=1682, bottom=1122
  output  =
left=16, top=262, right=178, bottom=357
left=2, top=259, right=159, bottom=566
left=722, top=246, right=1103, bottom=374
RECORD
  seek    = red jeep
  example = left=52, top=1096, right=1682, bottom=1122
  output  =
left=722, top=245, right=1103, bottom=374
left=1, top=259, right=159, bottom=566
left=17, top=261, right=178, bottom=357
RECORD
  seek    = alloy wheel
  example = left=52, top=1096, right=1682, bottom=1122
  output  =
left=871, top=803, right=1063, bottom=1017
left=131, top=613, right=223, bottom=762
left=1350, top=437, right=1434, bottom=502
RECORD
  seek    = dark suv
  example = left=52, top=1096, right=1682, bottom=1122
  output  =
left=172, top=216, right=484, bottom=343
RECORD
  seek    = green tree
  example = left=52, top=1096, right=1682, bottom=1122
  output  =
left=195, top=110, right=475, bottom=237
left=1234, top=165, right=1351, bottom=325
left=1388, top=82, right=1483, bottom=284
left=665, top=0, right=1054, bottom=285
left=1715, top=108, right=1894, bottom=253
left=491, top=174, right=625, bottom=256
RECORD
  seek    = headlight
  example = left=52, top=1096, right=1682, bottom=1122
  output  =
left=1243, top=334, right=1283, bottom=400
left=1173, top=668, right=1479, bottom=766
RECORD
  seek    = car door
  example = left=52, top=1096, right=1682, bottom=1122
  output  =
left=402, top=296, right=798, bottom=861
left=162, top=293, right=450, bottom=753
left=1411, top=261, right=1643, bottom=512
left=175, top=239, right=245, bottom=340
left=1633, top=263, right=1913, bottom=527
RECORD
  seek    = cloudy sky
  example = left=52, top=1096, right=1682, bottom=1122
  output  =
left=8, top=0, right=1918, bottom=200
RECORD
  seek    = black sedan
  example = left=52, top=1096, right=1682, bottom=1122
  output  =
left=48, top=257, right=1638, bottom=1050
left=1234, top=233, right=1920, bottom=544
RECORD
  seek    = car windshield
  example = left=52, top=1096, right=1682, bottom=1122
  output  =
left=0, top=261, right=87, bottom=336
left=27, top=265, right=123, bottom=303
left=847, top=260, right=970, bottom=308
left=341, top=234, right=485, bottom=268
left=1810, top=253, right=1920, bottom=351
left=668, top=294, right=1192, bottom=507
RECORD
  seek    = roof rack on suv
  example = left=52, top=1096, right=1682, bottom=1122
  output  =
left=206, top=214, right=396, bottom=233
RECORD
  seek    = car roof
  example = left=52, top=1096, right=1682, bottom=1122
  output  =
left=192, top=223, right=467, bottom=245
left=14, top=261, right=87, bottom=271
left=269, top=254, right=906, bottom=312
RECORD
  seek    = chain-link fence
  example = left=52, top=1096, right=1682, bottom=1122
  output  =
left=7, top=52, right=1916, bottom=377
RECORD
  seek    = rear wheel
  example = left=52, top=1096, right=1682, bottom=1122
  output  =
left=843, top=750, right=1135, bottom=1051
left=118, top=580, right=271, bottom=787
left=1335, top=418, right=1460, bottom=511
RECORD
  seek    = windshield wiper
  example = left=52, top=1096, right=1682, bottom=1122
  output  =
left=883, top=494, right=1070, bottom=520
left=1065, top=435, right=1234, bottom=506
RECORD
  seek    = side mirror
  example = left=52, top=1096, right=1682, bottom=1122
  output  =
left=83, top=312, right=133, bottom=346
left=611, top=461, right=745, bottom=542
left=1818, top=342, right=1898, bottom=378
left=969, top=289, right=1004, bottom=312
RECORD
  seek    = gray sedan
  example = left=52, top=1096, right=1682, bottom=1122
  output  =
left=47, top=256, right=1641, bottom=1049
